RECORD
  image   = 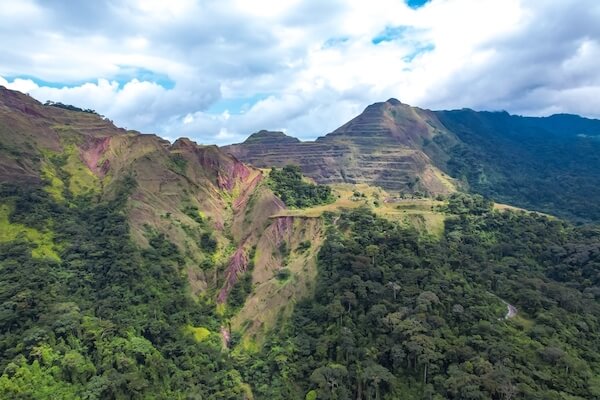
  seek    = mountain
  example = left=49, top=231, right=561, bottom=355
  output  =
left=0, top=85, right=324, bottom=354
left=225, top=101, right=600, bottom=222
left=224, top=99, right=457, bottom=195
left=1, top=86, right=599, bottom=400
left=437, top=109, right=600, bottom=222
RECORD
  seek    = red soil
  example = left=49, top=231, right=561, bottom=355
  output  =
left=217, top=245, right=249, bottom=303
left=80, top=136, right=111, bottom=177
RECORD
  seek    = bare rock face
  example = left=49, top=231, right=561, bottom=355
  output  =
left=224, top=100, right=457, bottom=195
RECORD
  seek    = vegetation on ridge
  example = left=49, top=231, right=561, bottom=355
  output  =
left=267, top=164, right=334, bottom=208
left=44, top=101, right=99, bottom=115
left=437, top=110, right=600, bottom=222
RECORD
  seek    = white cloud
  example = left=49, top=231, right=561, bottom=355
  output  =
left=1, top=78, right=219, bottom=133
left=1, top=0, right=599, bottom=144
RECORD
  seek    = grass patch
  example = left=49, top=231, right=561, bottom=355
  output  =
left=41, top=144, right=100, bottom=199
left=216, top=302, right=227, bottom=317
left=62, top=145, right=99, bottom=196
left=272, top=183, right=447, bottom=237
left=186, top=326, right=211, bottom=342
left=0, top=203, right=60, bottom=260
left=41, top=163, right=65, bottom=202
left=240, top=336, right=259, bottom=353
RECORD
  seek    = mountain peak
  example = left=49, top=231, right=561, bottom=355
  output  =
left=243, top=130, right=300, bottom=144
left=225, top=98, right=457, bottom=195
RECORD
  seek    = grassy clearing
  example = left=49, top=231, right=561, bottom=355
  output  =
left=272, top=183, right=447, bottom=236
left=0, top=203, right=60, bottom=260
left=493, top=202, right=554, bottom=219
left=41, top=163, right=66, bottom=202
left=185, top=326, right=211, bottom=342
left=40, top=144, right=100, bottom=201
left=61, top=144, right=100, bottom=196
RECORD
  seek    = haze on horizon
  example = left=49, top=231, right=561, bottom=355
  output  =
left=1, top=0, right=599, bottom=145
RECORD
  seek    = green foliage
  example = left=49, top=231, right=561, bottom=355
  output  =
left=0, top=203, right=59, bottom=260
left=241, top=199, right=600, bottom=399
left=228, top=272, right=253, bottom=310
left=437, top=110, right=600, bottom=222
left=44, top=101, right=98, bottom=115
left=182, top=204, right=204, bottom=224
left=445, top=192, right=492, bottom=215
left=275, top=268, right=291, bottom=281
left=0, top=183, right=248, bottom=399
left=168, top=153, right=188, bottom=175
left=268, top=165, right=334, bottom=208
left=200, top=232, right=218, bottom=253
left=228, top=247, right=256, bottom=311
left=297, top=240, right=311, bottom=253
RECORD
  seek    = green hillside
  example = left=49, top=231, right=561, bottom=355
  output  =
left=434, top=110, right=600, bottom=223
left=237, top=198, right=600, bottom=399
left=0, top=87, right=599, bottom=399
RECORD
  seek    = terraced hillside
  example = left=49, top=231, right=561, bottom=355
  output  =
left=224, top=99, right=457, bottom=195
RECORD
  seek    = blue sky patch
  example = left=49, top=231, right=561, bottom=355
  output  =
left=5, top=67, right=176, bottom=90
left=372, top=26, right=412, bottom=45
left=3, top=75, right=88, bottom=89
left=403, top=43, right=435, bottom=62
left=323, top=36, right=349, bottom=49
left=114, top=66, right=175, bottom=89
left=406, top=0, right=431, bottom=9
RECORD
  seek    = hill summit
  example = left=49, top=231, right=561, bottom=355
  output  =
left=225, top=99, right=457, bottom=195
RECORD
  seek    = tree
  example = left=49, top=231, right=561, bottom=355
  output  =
left=366, top=245, right=379, bottom=267
left=362, top=364, right=394, bottom=400
left=386, top=282, right=401, bottom=301
left=310, top=364, right=349, bottom=400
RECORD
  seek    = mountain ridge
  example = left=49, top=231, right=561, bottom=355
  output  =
left=224, top=98, right=458, bottom=195
left=0, top=86, right=323, bottom=328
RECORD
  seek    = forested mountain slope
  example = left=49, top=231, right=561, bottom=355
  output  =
left=436, top=110, right=600, bottom=222
left=246, top=198, right=600, bottom=399
left=0, top=86, right=599, bottom=399
left=0, top=87, right=327, bottom=397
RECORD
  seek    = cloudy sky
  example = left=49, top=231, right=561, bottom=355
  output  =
left=1, top=0, right=599, bottom=144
